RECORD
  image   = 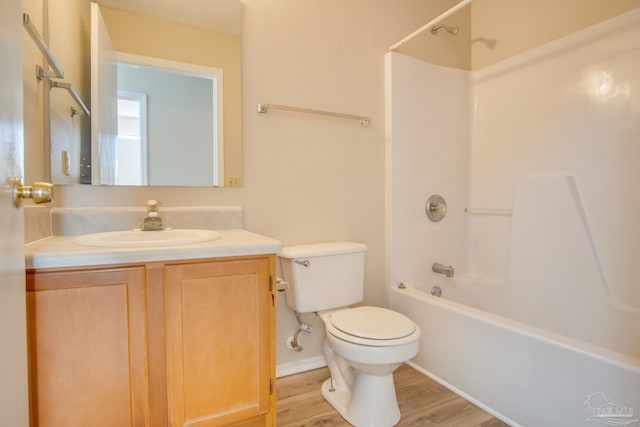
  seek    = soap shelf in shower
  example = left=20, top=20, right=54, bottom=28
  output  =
left=465, top=208, right=512, bottom=216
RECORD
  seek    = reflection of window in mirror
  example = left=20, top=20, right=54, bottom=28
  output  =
left=116, top=94, right=147, bottom=185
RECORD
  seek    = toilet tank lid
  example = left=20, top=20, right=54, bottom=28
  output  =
left=279, top=242, right=367, bottom=259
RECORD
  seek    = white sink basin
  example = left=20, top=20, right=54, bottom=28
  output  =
left=74, top=229, right=221, bottom=248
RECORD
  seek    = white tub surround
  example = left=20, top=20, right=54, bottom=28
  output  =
left=384, top=52, right=469, bottom=292
left=386, top=7, right=640, bottom=427
left=415, top=175, right=640, bottom=359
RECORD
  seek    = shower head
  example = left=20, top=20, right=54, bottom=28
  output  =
left=430, top=24, right=459, bottom=36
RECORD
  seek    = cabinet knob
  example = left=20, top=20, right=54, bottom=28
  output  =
left=11, top=177, right=54, bottom=207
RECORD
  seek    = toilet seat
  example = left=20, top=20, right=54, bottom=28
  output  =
left=326, top=306, right=418, bottom=347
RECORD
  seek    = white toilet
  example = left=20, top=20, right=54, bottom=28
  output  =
left=279, top=242, right=420, bottom=427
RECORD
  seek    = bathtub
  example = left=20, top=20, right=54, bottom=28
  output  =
left=390, top=282, right=640, bottom=427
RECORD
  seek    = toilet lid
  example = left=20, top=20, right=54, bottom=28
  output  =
left=330, top=306, right=416, bottom=340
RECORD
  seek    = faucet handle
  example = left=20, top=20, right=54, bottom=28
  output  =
left=145, top=199, right=160, bottom=212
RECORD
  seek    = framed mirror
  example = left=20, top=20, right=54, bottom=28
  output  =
left=93, top=49, right=225, bottom=186
left=48, top=0, right=243, bottom=187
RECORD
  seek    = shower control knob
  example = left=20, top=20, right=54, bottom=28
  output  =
left=425, top=194, right=447, bottom=222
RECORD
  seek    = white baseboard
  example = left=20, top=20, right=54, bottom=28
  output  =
left=276, top=355, right=327, bottom=378
left=405, top=361, right=519, bottom=427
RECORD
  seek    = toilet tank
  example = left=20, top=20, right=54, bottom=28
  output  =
left=279, top=242, right=367, bottom=313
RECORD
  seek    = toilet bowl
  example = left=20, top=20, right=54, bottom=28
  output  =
left=319, top=306, right=420, bottom=427
left=278, top=242, right=421, bottom=426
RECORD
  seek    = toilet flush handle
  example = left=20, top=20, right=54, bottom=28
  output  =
left=295, top=259, right=310, bottom=267
left=275, top=277, right=289, bottom=292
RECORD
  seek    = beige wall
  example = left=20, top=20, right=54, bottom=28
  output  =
left=471, top=0, right=640, bottom=69
left=100, top=7, right=243, bottom=185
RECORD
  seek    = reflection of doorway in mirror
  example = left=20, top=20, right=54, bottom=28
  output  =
left=116, top=94, right=147, bottom=185
left=115, top=56, right=223, bottom=186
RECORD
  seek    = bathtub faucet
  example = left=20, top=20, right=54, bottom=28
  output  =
left=432, top=262, right=454, bottom=278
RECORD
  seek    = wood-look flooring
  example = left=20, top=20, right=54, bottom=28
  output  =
left=276, top=364, right=509, bottom=427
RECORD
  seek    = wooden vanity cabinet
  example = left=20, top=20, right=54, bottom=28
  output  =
left=26, top=254, right=276, bottom=427
left=25, top=266, right=150, bottom=427
left=165, top=256, right=275, bottom=427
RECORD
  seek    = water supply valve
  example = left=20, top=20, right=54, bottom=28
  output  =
left=288, top=312, right=313, bottom=352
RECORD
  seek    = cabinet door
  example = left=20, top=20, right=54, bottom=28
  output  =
left=26, top=267, right=149, bottom=427
left=165, top=256, right=274, bottom=427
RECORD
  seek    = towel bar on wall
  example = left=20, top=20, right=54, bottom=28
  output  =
left=23, top=12, right=91, bottom=117
left=257, top=103, right=371, bottom=126
left=23, top=13, right=64, bottom=79
left=50, top=81, right=91, bottom=116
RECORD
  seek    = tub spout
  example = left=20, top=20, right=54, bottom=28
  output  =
left=432, top=262, right=454, bottom=277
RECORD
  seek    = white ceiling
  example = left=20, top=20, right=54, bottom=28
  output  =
left=95, top=0, right=242, bottom=35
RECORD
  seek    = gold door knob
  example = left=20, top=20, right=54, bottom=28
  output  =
left=11, top=177, right=54, bottom=207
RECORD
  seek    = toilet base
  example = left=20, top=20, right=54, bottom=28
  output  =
left=321, top=372, right=400, bottom=427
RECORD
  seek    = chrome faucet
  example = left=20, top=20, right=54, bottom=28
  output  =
left=141, top=199, right=164, bottom=231
left=432, top=262, right=454, bottom=278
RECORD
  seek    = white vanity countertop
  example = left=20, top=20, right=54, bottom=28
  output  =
left=26, top=229, right=282, bottom=269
